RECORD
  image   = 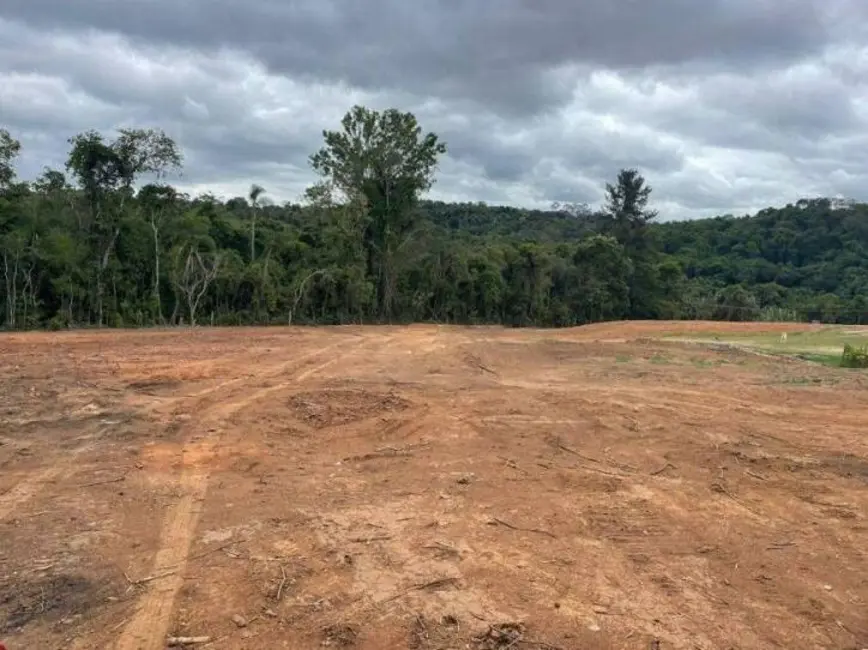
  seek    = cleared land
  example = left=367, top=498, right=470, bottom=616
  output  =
left=1, top=322, right=867, bottom=649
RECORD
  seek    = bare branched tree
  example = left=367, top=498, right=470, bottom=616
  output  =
left=172, top=246, right=221, bottom=326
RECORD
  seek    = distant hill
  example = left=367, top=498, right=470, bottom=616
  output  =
left=415, top=197, right=868, bottom=323
left=418, top=200, right=598, bottom=241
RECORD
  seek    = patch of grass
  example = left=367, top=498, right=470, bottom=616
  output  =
left=671, top=326, right=868, bottom=351
left=690, top=357, right=730, bottom=368
left=670, top=326, right=868, bottom=369
left=775, top=374, right=842, bottom=386
left=615, top=354, right=632, bottom=363
left=779, top=376, right=822, bottom=385
left=745, top=328, right=866, bottom=351
left=793, top=352, right=848, bottom=367
left=649, top=353, right=672, bottom=365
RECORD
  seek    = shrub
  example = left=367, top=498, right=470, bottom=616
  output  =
left=47, top=315, right=66, bottom=331
left=841, top=344, right=868, bottom=368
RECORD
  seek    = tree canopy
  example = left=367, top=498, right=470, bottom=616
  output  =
left=1, top=108, right=866, bottom=330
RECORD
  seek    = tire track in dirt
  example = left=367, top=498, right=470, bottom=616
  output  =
left=113, top=334, right=374, bottom=650
left=136, top=336, right=363, bottom=419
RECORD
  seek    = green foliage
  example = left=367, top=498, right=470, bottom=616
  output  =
left=712, top=285, right=759, bottom=321
left=310, top=106, right=447, bottom=320
left=0, top=129, right=22, bottom=189
left=841, top=344, right=868, bottom=368
left=657, top=198, right=868, bottom=323
left=0, top=109, right=866, bottom=331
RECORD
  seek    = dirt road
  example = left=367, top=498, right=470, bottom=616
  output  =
left=1, top=323, right=866, bottom=649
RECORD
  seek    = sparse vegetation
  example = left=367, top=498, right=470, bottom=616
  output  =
left=841, top=344, right=868, bottom=368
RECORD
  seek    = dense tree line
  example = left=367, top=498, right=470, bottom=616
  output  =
left=1, top=107, right=866, bottom=330
left=654, top=200, right=868, bottom=323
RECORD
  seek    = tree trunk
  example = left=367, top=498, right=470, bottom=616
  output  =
left=187, top=295, right=197, bottom=326
left=21, top=264, right=35, bottom=327
left=96, top=227, right=120, bottom=327
left=250, top=215, right=256, bottom=262
left=289, top=269, right=328, bottom=327
left=3, top=251, right=10, bottom=327
left=3, top=249, right=19, bottom=329
left=151, top=220, right=163, bottom=323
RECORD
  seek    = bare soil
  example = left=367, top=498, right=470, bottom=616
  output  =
left=1, top=322, right=866, bottom=650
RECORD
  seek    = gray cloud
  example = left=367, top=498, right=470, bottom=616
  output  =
left=1, top=1, right=855, bottom=102
left=0, top=0, right=867, bottom=219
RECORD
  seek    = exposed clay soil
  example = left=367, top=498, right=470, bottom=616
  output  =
left=1, top=322, right=866, bottom=650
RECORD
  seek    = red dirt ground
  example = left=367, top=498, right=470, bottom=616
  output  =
left=0, top=322, right=866, bottom=649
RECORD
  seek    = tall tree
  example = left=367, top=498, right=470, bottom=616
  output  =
left=65, top=128, right=181, bottom=325
left=173, top=247, right=221, bottom=326
left=602, top=168, right=658, bottom=252
left=0, top=131, right=25, bottom=327
left=248, top=183, right=265, bottom=262
left=138, top=183, right=180, bottom=322
left=309, top=105, right=446, bottom=320
left=602, top=168, right=661, bottom=317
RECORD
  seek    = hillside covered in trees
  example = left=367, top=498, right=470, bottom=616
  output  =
left=1, top=107, right=866, bottom=330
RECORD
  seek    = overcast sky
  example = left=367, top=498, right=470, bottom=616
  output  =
left=1, top=1, right=866, bottom=219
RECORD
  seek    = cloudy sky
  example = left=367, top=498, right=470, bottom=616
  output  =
left=1, top=1, right=866, bottom=219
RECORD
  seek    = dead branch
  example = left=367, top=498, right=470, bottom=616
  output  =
left=344, top=450, right=414, bottom=462
left=555, top=441, right=600, bottom=464
left=474, top=362, right=497, bottom=375
left=15, top=510, right=49, bottom=519
left=124, top=568, right=177, bottom=586
left=167, top=637, right=211, bottom=647
left=488, top=517, right=557, bottom=539
left=710, top=482, right=761, bottom=516
left=464, top=352, right=497, bottom=375
left=349, top=534, right=392, bottom=543
left=473, top=623, right=565, bottom=650
left=767, top=541, right=796, bottom=550
left=650, top=462, right=676, bottom=476
left=119, top=534, right=240, bottom=587
left=574, top=464, right=627, bottom=478
left=373, top=442, right=429, bottom=454
left=276, top=565, right=288, bottom=601
left=497, top=456, right=527, bottom=473
left=380, top=576, right=460, bottom=604
left=187, top=539, right=244, bottom=564
left=79, top=475, right=126, bottom=488
left=423, top=541, right=460, bottom=557
left=745, top=470, right=767, bottom=481
left=474, top=623, right=524, bottom=648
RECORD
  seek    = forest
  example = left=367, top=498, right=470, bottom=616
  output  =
left=1, top=105, right=867, bottom=330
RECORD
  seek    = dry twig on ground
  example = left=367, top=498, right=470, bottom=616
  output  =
left=79, top=474, right=126, bottom=487
left=166, top=637, right=211, bottom=647
left=488, top=517, right=556, bottom=539
left=650, top=462, right=676, bottom=476
left=380, top=576, right=460, bottom=604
